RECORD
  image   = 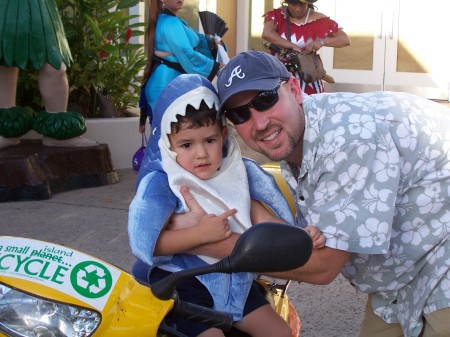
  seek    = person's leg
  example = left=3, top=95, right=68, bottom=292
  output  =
left=38, top=63, right=97, bottom=147
left=420, top=307, right=450, bottom=337
left=0, top=66, right=21, bottom=148
left=358, top=295, right=403, bottom=337
left=233, top=281, right=291, bottom=337
left=197, top=328, right=226, bottom=337
left=38, top=63, right=69, bottom=112
left=0, top=66, right=18, bottom=108
left=234, top=304, right=291, bottom=337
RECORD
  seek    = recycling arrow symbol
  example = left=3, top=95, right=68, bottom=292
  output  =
left=70, top=261, right=113, bottom=298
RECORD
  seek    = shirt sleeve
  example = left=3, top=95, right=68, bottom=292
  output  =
left=300, top=122, right=401, bottom=254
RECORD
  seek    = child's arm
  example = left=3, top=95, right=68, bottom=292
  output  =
left=250, top=200, right=326, bottom=249
left=154, top=209, right=236, bottom=256
left=250, top=199, right=288, bottom=225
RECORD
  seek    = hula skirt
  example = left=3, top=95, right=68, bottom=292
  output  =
left=0, top=0, right=72, bottom=70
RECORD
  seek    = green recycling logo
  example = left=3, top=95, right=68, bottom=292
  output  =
left=70, top=261, right=113, bottom=298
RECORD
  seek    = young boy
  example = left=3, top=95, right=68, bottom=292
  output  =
left=128, top=74, right=324, bottom=337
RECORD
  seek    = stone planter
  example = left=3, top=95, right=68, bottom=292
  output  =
left=24, top=117, right=142, bottom=170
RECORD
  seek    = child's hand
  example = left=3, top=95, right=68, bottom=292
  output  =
left=304, top=225, right=326, bottom=249
left=197, top=209, right=237, bottom=243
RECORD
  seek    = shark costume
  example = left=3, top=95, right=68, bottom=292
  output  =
left=128, top=74, right=295, bottom=321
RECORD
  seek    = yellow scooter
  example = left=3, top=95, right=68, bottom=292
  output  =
left=0, top=222, right=312, bottom=337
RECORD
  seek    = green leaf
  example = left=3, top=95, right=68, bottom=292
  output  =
left=84, top=14, right=104, bottom=40
left=117, top=0, right=141, bottom=10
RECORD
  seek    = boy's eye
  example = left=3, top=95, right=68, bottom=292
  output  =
left=205, top=138, right=216, bottom=144
left=181, top=143, right=192, bottom=149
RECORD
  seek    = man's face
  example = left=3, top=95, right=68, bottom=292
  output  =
left=224, top=77, right=305, bottom=164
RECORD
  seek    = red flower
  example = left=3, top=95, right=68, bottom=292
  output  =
left=99, top=50, right=108, bottom=59
left=125, top=28, right=133, bottom=43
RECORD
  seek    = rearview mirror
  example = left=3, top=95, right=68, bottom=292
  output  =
left=229, top=222, right=312, bottom=272
left=151, top=222, right=312, bottom=300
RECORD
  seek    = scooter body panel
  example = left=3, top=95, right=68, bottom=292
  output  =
left=0, top=236, right=174, bottom=336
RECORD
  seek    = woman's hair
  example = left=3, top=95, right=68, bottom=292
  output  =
left=281, top=1, right=316, bottom=10
left=171, top=100, right=222, bottom=134
left=142, top=0, right=163, bottom=83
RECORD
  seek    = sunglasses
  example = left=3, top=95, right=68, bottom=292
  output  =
left=224, top=80, right=288, bottom=125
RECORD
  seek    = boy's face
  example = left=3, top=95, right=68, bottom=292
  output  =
left=169, top=123, right=227, bottom=180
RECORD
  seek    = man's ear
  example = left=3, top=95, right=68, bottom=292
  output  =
left=287, top=76, right=303, bottom=105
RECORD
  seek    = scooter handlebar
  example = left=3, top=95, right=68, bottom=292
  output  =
left=173, top=299, right=234, bottom=332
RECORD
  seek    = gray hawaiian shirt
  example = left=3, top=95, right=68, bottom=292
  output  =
left=281, top=91, right=450, bottom=337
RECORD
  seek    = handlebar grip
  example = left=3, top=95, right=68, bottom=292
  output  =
left=173, top=300, right=234, bottom=332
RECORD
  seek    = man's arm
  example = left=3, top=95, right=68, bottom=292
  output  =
left=267, top=247, right=351, bottom=284
left=171, top=186, right=351, bottom=284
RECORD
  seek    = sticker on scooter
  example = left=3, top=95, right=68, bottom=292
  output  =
left=0, top=236, right=121, bottom=311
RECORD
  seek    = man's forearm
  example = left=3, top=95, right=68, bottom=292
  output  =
left=263, top=247, right=351, bottom=285
left=185, top=233, right=240, bottom=259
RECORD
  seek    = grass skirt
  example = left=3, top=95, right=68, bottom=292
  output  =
left=0, top=0, right=73, bottom=70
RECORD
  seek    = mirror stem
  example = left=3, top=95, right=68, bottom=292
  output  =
left=151, top=258, right=232, bottom=300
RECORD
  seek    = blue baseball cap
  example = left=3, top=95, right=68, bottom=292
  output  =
left=217, top=51, right=291, bottom=117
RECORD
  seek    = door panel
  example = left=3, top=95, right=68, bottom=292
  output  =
left=320, top=0, right=449, bottom=100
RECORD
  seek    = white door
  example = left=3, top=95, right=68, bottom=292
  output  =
left=319, top=0, right=450, bottom=100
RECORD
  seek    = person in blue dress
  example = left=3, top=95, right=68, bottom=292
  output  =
left=138, top=0, right=223, bottom=134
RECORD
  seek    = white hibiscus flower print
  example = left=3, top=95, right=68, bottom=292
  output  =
left=323, top=150, right=348, bottom=171
left=414, top=147, right=441, bottom=175
left=413, top=276, right=429, bottom=305
left=422, top=120, right=442, bottom=145
left=323, top=126, right=346, bottom=151
left=430, top=210, right=450, bottom=237
left=382, top=244, right=406, bottom=266
left=357, top=218, right=389, bottom=249
left=314, top=180, right=339, bottom=206
left=338, top=164, right=369, bottom=194
left=396, top=119, right=417, bottom=151
left=441, top=278, right=450, bottom=299
left=373, top=151, right=399, bottom=183
left=363, top=184, right=392, bottom=213
left=348, top=114, right=376, bottom=139
left=400, top=218, right=429, bottom=245
left=328, top=196, right=359, bottom=224
left=416, top=182, right=444, bottom=214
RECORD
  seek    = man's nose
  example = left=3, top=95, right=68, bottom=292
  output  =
left=249, top=107, right=271, bottom=130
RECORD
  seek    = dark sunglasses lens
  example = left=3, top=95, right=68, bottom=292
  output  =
left=224, top=84, right=281, bottom=125
left=225, top=107, right=250, bottom=125
left=252, top=90, right=279, bottom=110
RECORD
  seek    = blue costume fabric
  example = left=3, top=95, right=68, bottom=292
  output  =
left=141, top=9, right=219, bottom=125
left=128, top=74, right=295, bottom=321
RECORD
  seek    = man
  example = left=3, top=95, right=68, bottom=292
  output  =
left=175, top=50, right=450, bottom=337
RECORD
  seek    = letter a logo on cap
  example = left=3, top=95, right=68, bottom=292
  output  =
left=225, top=66, right=245, bottom=87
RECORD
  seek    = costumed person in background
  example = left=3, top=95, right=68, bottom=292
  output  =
left=262, top=0, right=350, bottom=95
left=0, top=0, right=97, bottom=149
left=138, top=0, right=224, bottom=134
left=129, top=74, right=325, bottom=336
